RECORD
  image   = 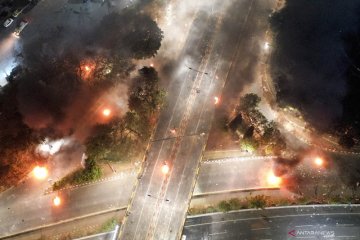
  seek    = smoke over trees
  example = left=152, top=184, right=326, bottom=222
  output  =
left=0, top=9, right=163, bottom=188
left=96, top=10, right=163, bottom=59
left=269, top=0, right=360, bottom=144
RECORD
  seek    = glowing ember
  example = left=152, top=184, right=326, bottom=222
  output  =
left=33, top=166, right=48, bottom=180
left=102, top=108, right=111, bottom=117
left=214, top=96, right=219, bottom=105
left=53, top=196, right=61, bottom=206
left=170, top=128, right=176, bottom=134
left=150, top=63, right=154, bottom=67
left=314, top=157, right=324, bottom=166
left=84, top=65, right=91, bottom=72
left=161, top=163, right=170, bottom=175
left=267, top=171, right=282, bottom=187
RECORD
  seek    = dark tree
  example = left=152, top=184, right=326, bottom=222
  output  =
left=96, top=10, right=163, bottom=59
left=128, top=67, right=165, bottom=115
left=239, top=93, right=261, bottom=111
left=0, top=79, right=45, bottom=187
left=338, top=134, right=355, bottom=149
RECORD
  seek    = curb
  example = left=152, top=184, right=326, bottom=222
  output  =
left=0, top=206, right=127, bottom=239
left=45, top=171, right=136, bottom=195
left=192, top=187, right=281, bottom=198
left=202, top=155, right=275, bottom=164
left=187, top=204, right=360, bottom=218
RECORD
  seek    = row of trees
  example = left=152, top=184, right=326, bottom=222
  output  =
left=85, top=67, right=165, bottom=163
left=52, top=67, right=166, bottom=189
left=0, top=9, right=164, bottom=189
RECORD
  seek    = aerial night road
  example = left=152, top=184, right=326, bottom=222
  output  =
left=3, top=0, right=360, bottom=239
left=183, top=205, right=360, bottom=240
left=119, top=0, right=276, bottom=239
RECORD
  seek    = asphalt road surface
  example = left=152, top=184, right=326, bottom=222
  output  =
left=183, top=205, right=360, bottom=240
left=119, top=0, right=276, bottom=239
left=194, top=156, right=275, bottom=195
left=0, top=169, right=136, bottom=238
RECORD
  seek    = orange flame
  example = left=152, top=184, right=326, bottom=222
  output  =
left=267, top=171, right=282, bottom=187
left=102, top=108, right=111, bottom=117
left=53, top=196, right=61, bottom=206
left=33, top=166, right=48, bottom=180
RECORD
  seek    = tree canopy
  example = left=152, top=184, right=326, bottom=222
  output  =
left=96, top=10, right=163, bottom=59
left=238, top=93, right=261, bottom=111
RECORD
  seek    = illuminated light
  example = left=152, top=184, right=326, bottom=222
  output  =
left=314, top=157, right=324, bottom=167
left=284, top=122, right=294, bottom=131
left=33, top=166, right=48, bottom=180
left=214, top=96, right=219, bottom=105
left=150, top=63, right=154, bottom=67
left=170, top=128, right=176, bottom=134
left=161, top=163, right=170, bottom=175
left=53, top=196, right=61, bottom=206
left=264, top=42, right=270, bottom=50
left=267, top=171, right=282, bottom=187
left=102, top=108, right=111, bottom=117
left=84, top=65, right=91, bottom=72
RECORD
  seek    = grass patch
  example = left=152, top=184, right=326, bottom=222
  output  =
left=53, top=159, right=101, bottom=191
left=188, top=194, right=360, bottom=215
left=99, top=218, right=119, bottom=232
left=248, top=195, right=268, bottom=209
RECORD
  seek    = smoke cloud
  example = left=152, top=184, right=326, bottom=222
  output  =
left=270, top=0, right=360, bottom=130
left=6, top=8, right=167, bottom=140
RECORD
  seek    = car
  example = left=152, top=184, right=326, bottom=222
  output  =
left=14, top=20, right=28, bottom=37
left=12, top=8, right=24, bottom=17
left=3, top=18, right=13, bottom=27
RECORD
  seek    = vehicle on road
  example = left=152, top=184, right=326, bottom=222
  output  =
left=3, top=18, right=13, bottom=27
left=14, top=20, right=28, bottom=37
left=12, top=8, right=24, bottom=18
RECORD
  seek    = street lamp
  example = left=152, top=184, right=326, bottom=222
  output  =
left=264, top=42, right=270, bottom=50
left=161, top=163, right=170, bottom=175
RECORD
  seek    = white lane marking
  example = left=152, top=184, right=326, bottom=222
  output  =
left=185, top=213, right=360, bottom=228
left=150, top=50, right=214, bottom=239
left=144, top=50, right=211, bottom=239
left=251, top=227, right=270, bottom=231
left=133, top=39, right=210, bottom=239
left=160, top=48, right=223, bottom=239
left=209, top=231, right=227, bottom=236
left=131, top=68, right=193, bottom=240
left=295, top=225, right=313, bottom=227
left=203, top=156, right=275, bottom=164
